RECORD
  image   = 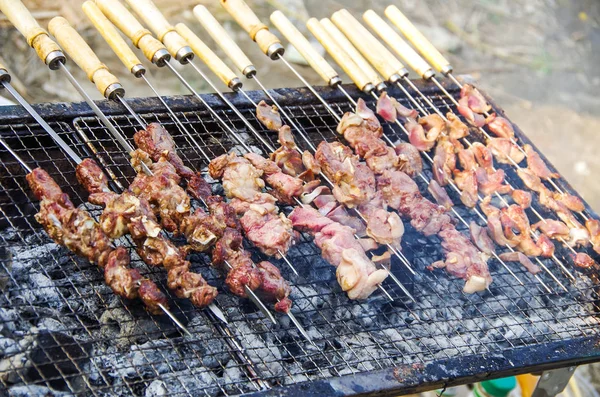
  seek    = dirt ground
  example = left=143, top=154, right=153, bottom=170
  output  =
left=0, top=0, right=599, bottom=210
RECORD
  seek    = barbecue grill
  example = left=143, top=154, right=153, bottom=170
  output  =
left=1, top=79, right=599, bottom=396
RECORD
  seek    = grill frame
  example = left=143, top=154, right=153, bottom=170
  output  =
left=0, top=79, right=599, bottom=396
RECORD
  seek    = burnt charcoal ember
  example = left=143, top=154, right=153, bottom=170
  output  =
left=25, top=331, right=92, bottom=392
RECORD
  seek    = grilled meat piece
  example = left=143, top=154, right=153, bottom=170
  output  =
left=138, top=279, right=169, bottom=315
left=271, top=126, right=304, bottom=177
left=315, top=141, right=376, bottom=207
left=256, top=100, right=283, bottom=131
left=572, top=252, right=597, bottom=269
left=99, top=191, right=159, bottom=240
left=167, top=262, right=218, bottom=307
left=475, top=167, right=511, bottom=196
left=432, top=138, right=456, bottom=186
left=104, top=247, right=143, bottom=300
left=407, top=116, right=442, bottom=151
left=245, top=152, right=281, bottom=176
left=187, top=172, right=213, bottom=201
left=453, top=169, right=478, bottom=208
left=431, top=226, right=492, bottom=293
left=26, top=167, right=64, bottom=201
left=486, top=114, right=515, bottom=140
left=180, top=208, right=220, bottom=252
left=469, top=222, right=495, bottom=255
left=552, top=192, right=585, bottom=213
left=394, top=142, right=423, bottom=178
left=511, top=190, right=532, bottom=208
left=517, top=168, right=542, bottom=192
left=375, top=91, right=417, bottom=122
left=76, top=158, right=112, bottom=199
left=134, top=123, right=195, bottom=179
left=524, top=144, right=558, bottom=180
left=487, top=138, right=525, bottom=165
left=240, top=208, right=295, bottom=258
left=460, top=84, right=492, bottom=114
left=358, top=192, right=404, bottom=247
left=457, top=96, right=487, bottom=127
left=536, top=234, right=555, bottom=258
left=428, top=180, right=453, bottom=210
left=586, top=219, right=600, bottom=254
left=532, top=219, right=570, bottom=239
left=129, top=153, right=191, bottom=233
left=356, top=98, right=383, bottom=135
left=256, top=261, right=292, bottom=313
left=36, top=197, right=113, bottom=268
left=446, top=112, right=469, bottom=139
left=499, top=252, right=541, bottom=275
left=378, top=169, right=453, bottom=236
left=471, top=142, right=493, bottom=172
left=289, top=206, right=389, bottom=300
left=265, top=172, right=304, bottom=204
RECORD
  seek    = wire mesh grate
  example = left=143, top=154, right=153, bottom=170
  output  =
left=0, top=83, right=598, bottom=396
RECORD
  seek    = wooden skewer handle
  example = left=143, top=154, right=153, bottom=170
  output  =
left=48, top=16, right=122, bottom=99
left=83, top=1, right=144, bottom=77
left=193, top=5, right=255, bottom=77
left=94, top=0, right=168, bottom=65
left=175, top=23, right=241, bottom=90
left=363, top=10, right=433, bottom=80
left=319, top=18, right=385, bottom=91
left=270, top=11, right=339, bottom=86
left=0, top=0, right=63, bottom=68
left=385, top=5, right=452, bottom=75
left=219, top=0, right=283, bottom=59
left=306, top=18, right=371, bottom=92
left=123, top=0, right=191, bottom=62
left=332, top=9, right=406, bottom=83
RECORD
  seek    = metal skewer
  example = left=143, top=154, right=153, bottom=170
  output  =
left=0, top=94, right=189, bottom=332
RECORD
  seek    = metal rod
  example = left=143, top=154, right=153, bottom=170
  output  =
left=0, top=137, right=32, bottom=172
left=1, top=80, right=82, bottom=163
left=116, top=94, right=146, bottom=129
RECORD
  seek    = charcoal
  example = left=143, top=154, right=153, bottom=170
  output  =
left=25, top=332, right=91, bottom=382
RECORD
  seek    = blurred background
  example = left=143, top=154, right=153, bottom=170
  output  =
left=0, top=0, right=599, bottom=395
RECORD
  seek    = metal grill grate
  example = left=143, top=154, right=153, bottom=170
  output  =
left=0, top=82, right=599, bottom=396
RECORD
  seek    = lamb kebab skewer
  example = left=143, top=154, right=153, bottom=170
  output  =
left=305, top=14, right=578, bottom=287
left=0, top=139, right=175, bottom=322
left=361, top=8, right=598, bottom=255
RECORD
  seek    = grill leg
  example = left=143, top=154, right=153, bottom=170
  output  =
left=532, top=366, right=576, bottom=397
